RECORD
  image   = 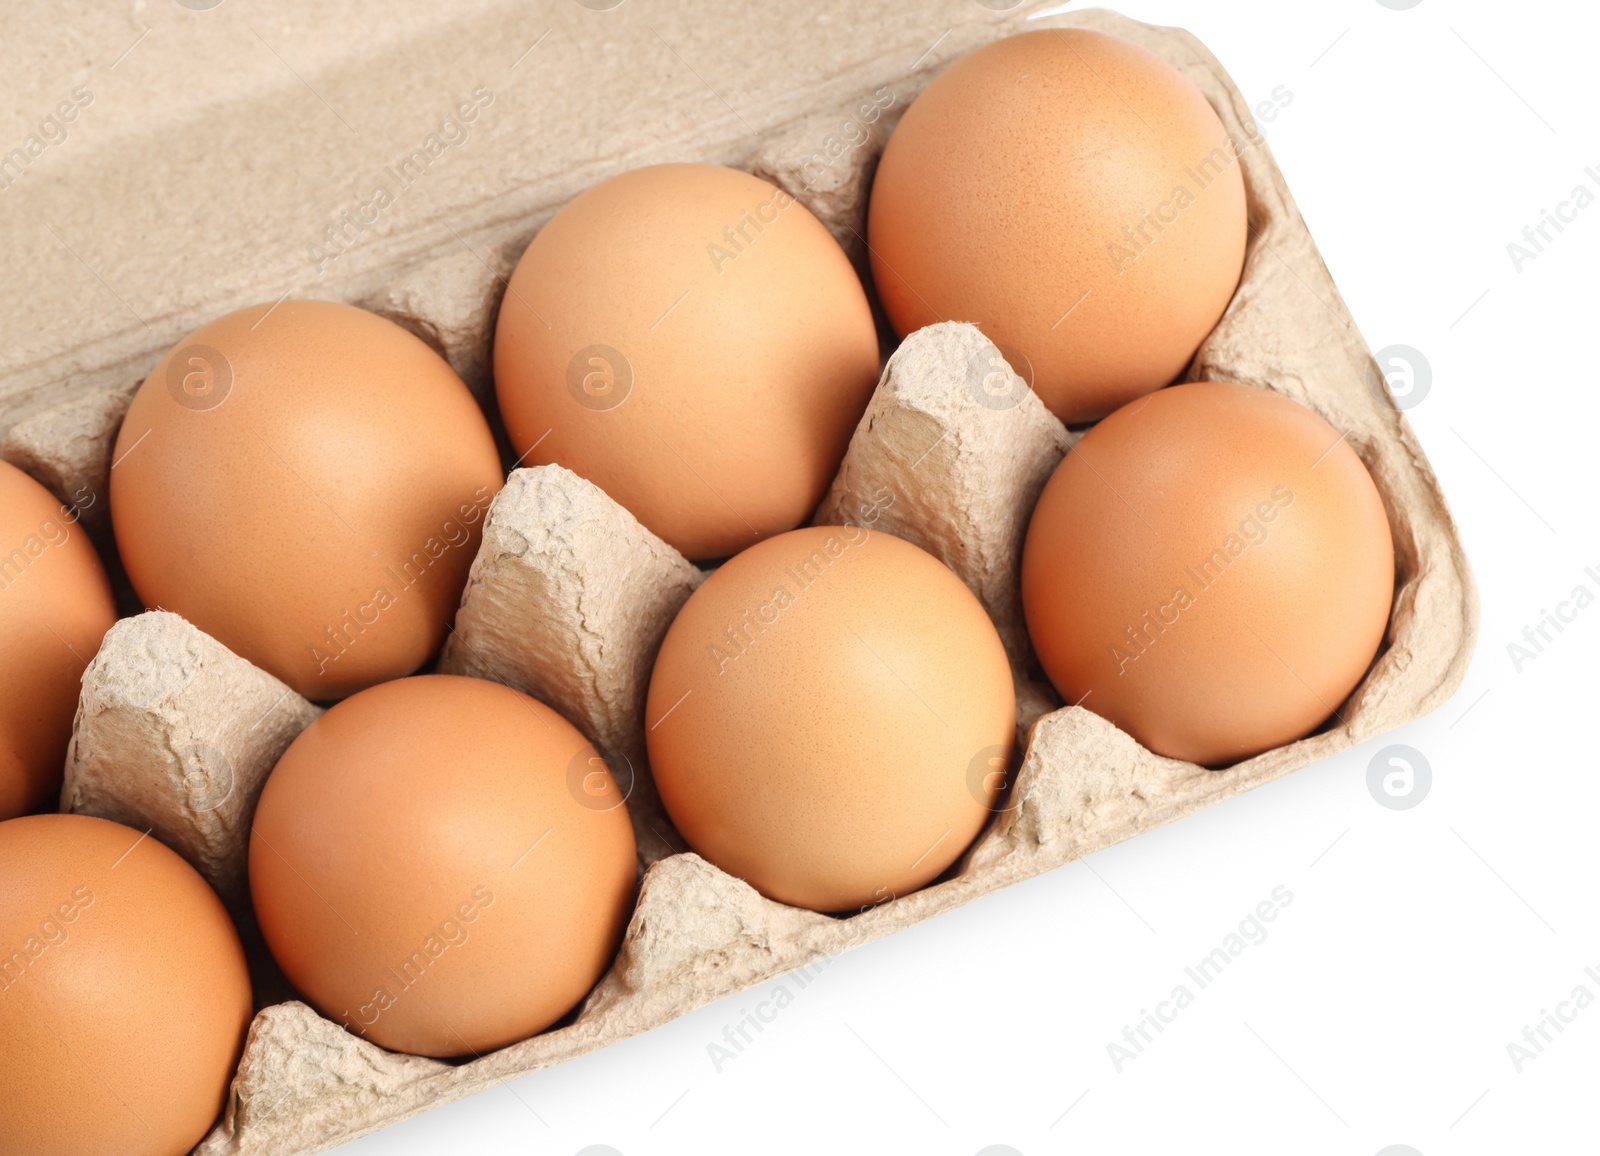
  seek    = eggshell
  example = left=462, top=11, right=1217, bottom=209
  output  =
left=248, top=674, right=637, bottom=1057
left=1021, top=382, right=1395, bottom=766
left=110, top=300, right=503, bottom=701
left=494, top=163, right=881, bottom=561
left=0, top=461, right=117, bottom=819
left=645, top=526, right=1015, bottom=912
left=868, top=29, right=1248, bottom=423
left=0, top=813, right=252, bottom=1156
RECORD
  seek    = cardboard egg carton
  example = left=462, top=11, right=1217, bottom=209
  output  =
left=0, top=7, right=1478, bottom=1154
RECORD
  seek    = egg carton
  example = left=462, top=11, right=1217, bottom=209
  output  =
left=1, top=7, right=1477, bottom=1154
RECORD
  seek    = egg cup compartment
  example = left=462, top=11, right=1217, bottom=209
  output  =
left=1, top=7, right=1478, bottom=1154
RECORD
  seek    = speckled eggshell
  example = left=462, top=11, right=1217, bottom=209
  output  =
left=868, top=29, right=1248, bottom=423
left=248, top=674, right=637, bottom=1058
left=0, top=461, right=117, bottom=820
left=110, top=300, right=504, bottom=701
left=1021, top=382, right=1395, bottom=766
left=494, top=163, right=881, bottom=561
left=645, top=526, right=1015, bottom=913
left=0, top=813, right=252, bottom=1156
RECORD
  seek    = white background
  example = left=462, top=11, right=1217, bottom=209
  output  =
left=352, top=1, right=1598, bottom=1154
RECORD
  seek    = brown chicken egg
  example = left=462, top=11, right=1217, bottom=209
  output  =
left=868, top=29, right=1248, bottom=423
left=110, top=300, right=503, bottom=701
left=0, top=462, right=117, bottom=819
left=494, top=163, right=881, bottom=561
left=646, top=526, right=1015, bottom=913
left=1021, top=382, right=1395, bottom=766
left=0, top=813, right=252, bottom=1156
left=249, top=674, right=637, bottom=1057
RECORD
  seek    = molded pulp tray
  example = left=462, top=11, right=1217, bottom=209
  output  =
left=0, top=5, right=1478, bottom=1153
